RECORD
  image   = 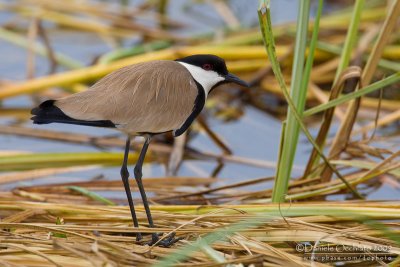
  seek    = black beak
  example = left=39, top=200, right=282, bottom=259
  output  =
left=224, top=73, right=249, bottom=87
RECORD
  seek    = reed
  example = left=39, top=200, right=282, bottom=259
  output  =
left=264, top=0, right=313, bottom=202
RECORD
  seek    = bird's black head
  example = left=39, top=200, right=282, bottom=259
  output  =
left=175, top=54, right=249, bottom=88
left=176, top=54, right=229, bottom=76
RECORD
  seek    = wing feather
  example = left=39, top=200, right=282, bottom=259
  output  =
left=55, top=61, right=199, bottom=134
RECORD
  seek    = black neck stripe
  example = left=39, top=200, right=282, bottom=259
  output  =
left=173, top=80, right=205, bottom=137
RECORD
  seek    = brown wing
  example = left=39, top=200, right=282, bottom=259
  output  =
left=55, top=60, right=199, bottom=134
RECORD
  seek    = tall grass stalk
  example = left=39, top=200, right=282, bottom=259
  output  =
left=334, top=0, right=365, bottom=81
left=258, top=1, right=361, bottom=199
left=268, top=0, right=311, bottom=202
left=306, top=0, right=365, bottom=173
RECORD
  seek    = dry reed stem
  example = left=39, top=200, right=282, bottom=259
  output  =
left=321, top=1, right=400, bottom=182
left=260, top=78, right=400, bottom=111
left=0, top=125, right=282, bottom=170
left=0, top=200, right=399, bottom=266
left=303, top=66, right=362, bottom=179
left=351, top=109, right=400, bottom=137
left=0, top=166, right=99, bottom=185
left=206, top=0, right=240, bottom=28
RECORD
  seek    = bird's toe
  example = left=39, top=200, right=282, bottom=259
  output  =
left=147, top=232, right=181, bottom=247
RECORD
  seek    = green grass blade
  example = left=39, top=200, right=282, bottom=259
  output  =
left=272, top=0, right=311, bottom=202
left=153, top=217, right=267, bottom=267
left=300, top=0, right=323, bottom=93
left=258, top=0, right=290, bottom=202
left=307, top=0, right=365, bottom=174
left=363, top=219, right=400, bottom=245
left=68, top=186, right=116, bottom=206
left=303, top=72, right=400, bottom=116
left=0, top=152, right=141, bottom=171
left=98, top=40, right=171, bottom=64
left=334, top=0, right=365, bottom=82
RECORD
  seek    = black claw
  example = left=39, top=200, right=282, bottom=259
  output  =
left=147, top=232, right=181, bottom=247
left=136, top=233, right=143, bottom=242
left=151, top=233, right=159, bottom=244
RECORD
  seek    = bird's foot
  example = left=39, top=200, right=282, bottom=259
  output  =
left=147, top=232, right=182, bottom=247
left=136, top=232, right=143, bottom=242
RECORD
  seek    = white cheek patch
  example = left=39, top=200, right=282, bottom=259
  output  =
left=178, top=62, right=225, bottom=96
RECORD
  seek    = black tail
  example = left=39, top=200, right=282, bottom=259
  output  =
left=31, top=100, right=116, bottom=128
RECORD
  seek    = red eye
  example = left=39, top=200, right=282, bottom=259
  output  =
left=202, top=64, right=213, bottom=70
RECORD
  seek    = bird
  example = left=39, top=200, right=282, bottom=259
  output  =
left=31, top=54, right=249, bottom=246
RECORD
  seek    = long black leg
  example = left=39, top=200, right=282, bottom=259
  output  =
left=133, top=135, right=180, bottom=246
left=133, top=135, right=155, bottom=232
left=120, top=137, right=142, bottom=241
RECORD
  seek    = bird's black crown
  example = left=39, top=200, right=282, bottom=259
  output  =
left=175, top=54, right=228, bottom=76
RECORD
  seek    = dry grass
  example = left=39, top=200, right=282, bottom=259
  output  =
left=0, top=198, right=399, bottom=266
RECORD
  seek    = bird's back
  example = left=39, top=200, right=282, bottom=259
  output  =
left=53, top=60, right=199, bottom=134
